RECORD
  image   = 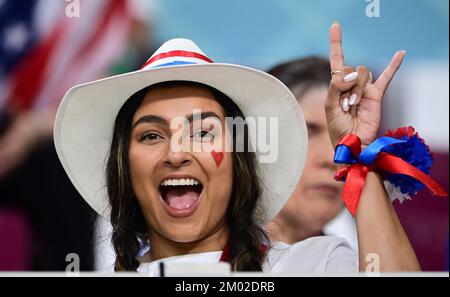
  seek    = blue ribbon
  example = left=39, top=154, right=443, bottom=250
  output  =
left=334, top=136, right=406, bottom=165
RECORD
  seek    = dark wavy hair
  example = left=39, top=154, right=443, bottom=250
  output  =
left=268, top=56, right=331, bottom=100
left=106, top=81, right=269, bottom=271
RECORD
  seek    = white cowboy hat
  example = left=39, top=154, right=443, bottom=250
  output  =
left=54, top=38, right=307, bottom=226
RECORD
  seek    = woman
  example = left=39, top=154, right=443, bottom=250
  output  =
left=266, top=57, right=357, bottom=250
left=54, top=23, right=420, bottom=273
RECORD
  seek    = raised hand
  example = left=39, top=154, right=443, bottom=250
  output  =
left=325, top=22, right=405, bottom=147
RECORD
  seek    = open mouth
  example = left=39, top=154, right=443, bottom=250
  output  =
left=159, top=177, right=203, bottom=211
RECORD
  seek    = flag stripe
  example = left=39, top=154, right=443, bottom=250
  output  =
left=34, top=0, right=130, bottom=108
left=7, top=22, right=66, bottom=110
left=4, top=0, right=132, bottom=111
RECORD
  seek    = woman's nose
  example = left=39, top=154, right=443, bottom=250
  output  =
left=163, top=150, right=193, bottom=168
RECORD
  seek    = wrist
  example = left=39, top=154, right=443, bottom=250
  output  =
left=333, top=128, right=447, bottom=216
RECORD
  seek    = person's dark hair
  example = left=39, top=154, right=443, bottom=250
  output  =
left=267, top=56, right=331, bottom=100
left=106, top=81, right=268, bottom=271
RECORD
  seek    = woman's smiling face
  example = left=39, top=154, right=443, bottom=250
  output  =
left=129, top=84, right=233, bottom=243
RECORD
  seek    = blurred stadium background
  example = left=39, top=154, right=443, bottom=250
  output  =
left=0, top=0, right=448, bottom=272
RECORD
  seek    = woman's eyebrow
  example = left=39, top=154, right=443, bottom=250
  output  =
left=132, top=115, right=169, bottom=129
left=186, top=111, right=222, bottom=123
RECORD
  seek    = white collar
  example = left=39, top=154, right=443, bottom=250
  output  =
left=137, top=250, right=223, bottom=276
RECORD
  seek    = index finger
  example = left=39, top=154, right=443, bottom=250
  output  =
left=329, top=22, right=345, bottom=71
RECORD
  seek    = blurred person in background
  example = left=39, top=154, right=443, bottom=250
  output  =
left=266, top=57, right=357, bottom=251
left=0, top=0, right=155, bottom=271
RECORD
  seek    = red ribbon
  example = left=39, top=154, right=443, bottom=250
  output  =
left=335, top=135, right=448, bottom=217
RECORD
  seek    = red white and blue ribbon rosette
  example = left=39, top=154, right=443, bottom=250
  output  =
left=334, top=126, right=448, bottom=216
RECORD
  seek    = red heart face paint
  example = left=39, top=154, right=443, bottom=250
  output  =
left=211, top=150, right=224, bottom=168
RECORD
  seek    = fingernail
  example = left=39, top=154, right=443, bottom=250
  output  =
left=344, top=72, right=358, bottom=82
left=349, top=93, right=358, bottom=105
left=342, top=97, right=350, bottom=112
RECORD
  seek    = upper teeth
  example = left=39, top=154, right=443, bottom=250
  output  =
left=161, top=178, right=200, bottom=186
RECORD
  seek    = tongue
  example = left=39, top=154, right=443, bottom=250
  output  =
left=165, top=187, right=199, bottom=210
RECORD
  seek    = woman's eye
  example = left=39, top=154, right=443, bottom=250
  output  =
left=140, top=132, right=163, bottom=142
left=192, top=130, right=214, bottom=140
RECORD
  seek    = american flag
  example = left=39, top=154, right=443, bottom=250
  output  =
left=0, top=0, right=132, bottom=112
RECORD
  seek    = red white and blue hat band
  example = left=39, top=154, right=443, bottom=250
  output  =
left=141, top=50, right=214, bottom=70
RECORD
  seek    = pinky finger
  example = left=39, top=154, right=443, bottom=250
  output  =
left=374, top=50, right=406, bottom=93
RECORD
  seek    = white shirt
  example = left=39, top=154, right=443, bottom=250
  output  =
left=94, top=213, right=360, bottom=272
left=137, top=236, right=358, bottom=275
left=323, top=208, right=359, bottom=252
